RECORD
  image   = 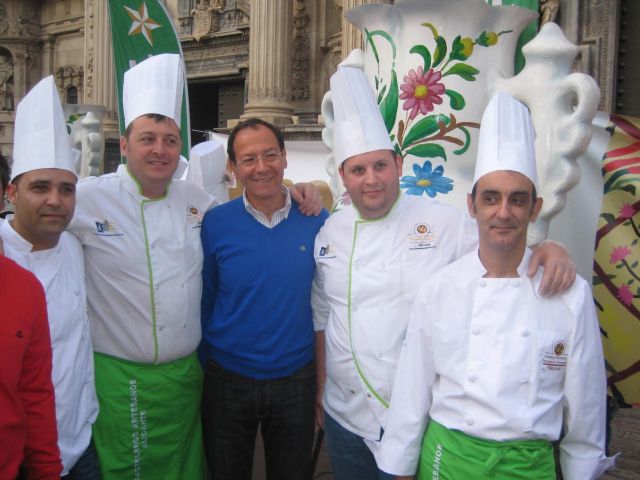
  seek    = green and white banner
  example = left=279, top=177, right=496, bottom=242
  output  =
left=108, top=0, right=191, bottom=158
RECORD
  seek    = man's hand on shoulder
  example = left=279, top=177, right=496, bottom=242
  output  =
left=291, top=182, right=323, bottom=216
left=528, top=239, right=576, bottom=297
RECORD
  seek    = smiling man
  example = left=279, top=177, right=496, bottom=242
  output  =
left=0, top=76, right=98, bottom=478
left=68, top=54, right=214, bottom=479
left=200, top=118, right=328, bottom=480
left=378, top=92, right=614, bottom=480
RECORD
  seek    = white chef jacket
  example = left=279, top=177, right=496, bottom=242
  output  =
left=68, top=165, right=218, bottom=364
left=377, top=248, right=615, bottom=479
left=0, top=220, right=98, bottom=475
left=311, top=193, right=477, bottom=440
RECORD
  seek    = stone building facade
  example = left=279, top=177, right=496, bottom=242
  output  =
left=0, top=0, right=635, bottom=172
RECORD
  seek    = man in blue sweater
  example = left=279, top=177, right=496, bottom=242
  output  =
left=200, top=118, right=329, bottom=480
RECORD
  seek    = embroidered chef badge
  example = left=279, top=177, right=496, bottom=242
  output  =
left=187, top=205, right=204, bottom=228
left=541, top=340, right=568, bottom=372
left=317, top=243, right=336, bottom=259
left=407, top=223, right=438, bottom=252
left=94, top=219, right=124, bottom=236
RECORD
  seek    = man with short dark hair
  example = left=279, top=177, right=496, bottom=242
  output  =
left=378, top=91, right=614, bottom=480
left=200, top=117, right=328, bottom=480
left=1, top=75, right=99, bottom=479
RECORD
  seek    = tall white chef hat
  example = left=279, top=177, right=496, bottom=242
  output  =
left=11, top=76, right=78, bottom=181
left=473, top=90, right=538, bottom=189
left=188, top=140, right=229, bottom=202
left=123, top=53, right=184, bottom=129
left=330, top=49, right=393, bottom=166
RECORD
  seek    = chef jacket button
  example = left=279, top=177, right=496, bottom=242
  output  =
left=74, top=289, right=81, bottom=296
left=467, top=375, right=477, bottom=383
left=522, top=330, right=530, bottom=337
left=465, top=418, right=474, bottom=426
left=366, top=393, right=372, bottom=398
left=176, top=242, right=182, bottom=247
left=377, top=352, right=383, bottom=358
left=158, top=325, right=164, bottom=331
left=512, top=280, right=521, bottom=288
left=478, top=279, right=487, bottom=287
left=180, top=283, right=185, bottom=288
left=472, top=328, right=481, bottom=335
left=350, top=389, right=356, bottom=394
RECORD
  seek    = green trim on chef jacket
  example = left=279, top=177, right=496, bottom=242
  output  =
left=126, top=166, right=170, bottom=364
left=417, top=419, right=555, bottom=480
left=92, top=352, right=206, bottom=480
left=347, top=193, right=402, bottom=409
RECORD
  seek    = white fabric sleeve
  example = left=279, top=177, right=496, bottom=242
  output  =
left=374, top=281, right=436, bottom=476
left=311, top=229, right=330, bottom=332
left=559, top=279, right=616, bottom=480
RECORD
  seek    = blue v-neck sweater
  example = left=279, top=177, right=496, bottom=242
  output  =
left=200, top=197, right=328, bottom=379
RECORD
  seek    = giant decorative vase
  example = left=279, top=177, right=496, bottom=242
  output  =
left=322, top=0, right=599, bottom=245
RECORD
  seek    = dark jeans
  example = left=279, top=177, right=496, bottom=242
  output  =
left=202, top=360, right=316, bottom=480
left=323, top=411, right=394, bottom=480
left=63, top=438, right=101, bottom=480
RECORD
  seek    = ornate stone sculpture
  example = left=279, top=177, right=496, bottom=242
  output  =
left=0, top=54, right=14, bottom=111
left=191, top=0, right=225, bottom=41
left=292, top=1, right=311, bottom=101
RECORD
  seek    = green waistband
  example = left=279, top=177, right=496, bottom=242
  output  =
left=94, top=351, right=199, bottom=370
left=429, top=419, right=551, bottom=450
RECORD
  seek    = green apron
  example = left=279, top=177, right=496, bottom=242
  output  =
left=417, top=419, right=555, bottom=480
left=92, top=352, right=206, bottom=480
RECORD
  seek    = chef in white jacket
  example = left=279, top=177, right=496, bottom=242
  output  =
left=66, top=53, right=214, bottom=479
left=377, top=91, right=615, bottom=480
left=1, top=76, right=99, bottom=477
left=311, top=55, right=577, bottom=480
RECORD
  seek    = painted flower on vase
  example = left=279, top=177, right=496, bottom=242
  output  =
left=399, top=67, right=445, bottom=120
left=610, top=245, right=632, bottom=264
left=619, top=203, right=637, bottom=219
left=616, top=284, right=634, bottom=306
left=401, top=160, right=453, bottom=197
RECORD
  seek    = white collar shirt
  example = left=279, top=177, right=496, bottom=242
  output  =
left=241, top=186, right=291, bottom=228
left=377, top=249, right=615, bottom=479
left=0, top=219, right=98, bottom=475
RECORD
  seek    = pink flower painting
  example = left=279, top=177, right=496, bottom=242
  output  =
left=399, top=67, right=445, bottom=120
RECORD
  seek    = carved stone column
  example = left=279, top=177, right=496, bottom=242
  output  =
left=84, top=0, right=119, bottom=134
left=559, top=0, right=620, bottom=113
left=340, top=0, right=391, bottom=59
left=241, top=0, right=293, bottom=125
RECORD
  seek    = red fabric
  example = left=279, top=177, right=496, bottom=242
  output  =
left=0, top=255, right=62, bottom=479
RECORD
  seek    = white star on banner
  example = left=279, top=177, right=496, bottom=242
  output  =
left=124, top=2, right=161, bottom=46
